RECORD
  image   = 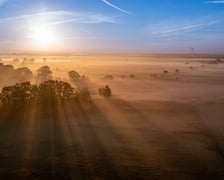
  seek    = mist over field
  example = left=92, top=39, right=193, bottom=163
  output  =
left=1, top=0, right=224, bottom=179
left=0, top=55, right=224, bottom=179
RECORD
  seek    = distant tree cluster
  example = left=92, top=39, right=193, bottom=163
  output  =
left=99, top=85, right=112, bottom=97
left=68, top=70, right=81, bottom=80
left=102, top=75, right=114, bottom=80
left=22, top=58, right=35, bottom=64
left=68, top=70, right=88, bottom=89
left=102, top=74, right=136, bottom=80
left=13, top=58, right=20, bottom=63
left=0, top=63, right=32, bottom=84
left=207, top=58, right=224, bottom=64
left=68, top=70, right=87, bottom=81
left=0, top=80, right=91, bottom=106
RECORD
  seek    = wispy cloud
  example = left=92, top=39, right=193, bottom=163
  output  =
left=102, top=0, right=134, bottom=15
left=0, top=10, right=117, bottom=25
left=205, top=1, right=224, bottom=3
left=146, top=20, right=219, bottom=38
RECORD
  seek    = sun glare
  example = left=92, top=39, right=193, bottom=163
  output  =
left=29, top=24, right=59, bottom=50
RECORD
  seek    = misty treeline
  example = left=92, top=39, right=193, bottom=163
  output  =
left=0, top=63, right=32, bottom=84
left=0, top=63, right=52, bottom=85
left=0, top=80, right=91, bottom=106
left=68, top=70, right=112, bottom=97
left=0, top=64, right=112, bottom=107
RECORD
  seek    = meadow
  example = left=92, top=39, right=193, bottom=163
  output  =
left=0, top=54, right=224, bottom=179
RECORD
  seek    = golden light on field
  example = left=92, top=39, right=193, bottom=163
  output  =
left=28, top=24, right=59, bottom=50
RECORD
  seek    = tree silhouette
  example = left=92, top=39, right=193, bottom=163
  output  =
left=68, top=70, right=81, bottom=81
left=36, top=66, right=53, bottom=83
left=15, top=67, right=33, bottom=82
left=0, top=80, right=92, bottom=106
left=74, top=88, right=91, bottom=102
left=102, top=75, right=114, bottom=80
left=13, top=58, right=20, bottom=63
left=39, top=80, right=75, bottom=100
left=163, top=70, right=169, bottom=74
left=0, top=82, right=36, bottom=105
left=99, top=85, right=112, bottom=97
left=0, top=86, right=13, bottom=104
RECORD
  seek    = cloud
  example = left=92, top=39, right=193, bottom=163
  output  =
left=102, top=0, right=134, bottom=15
left=205, top=1, right=224, bottom=3
left=0, top=10, right=117, bottom=25
left=146, top=20, right=219, bottom=38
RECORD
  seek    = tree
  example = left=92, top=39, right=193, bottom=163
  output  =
left=0, top=82, right=36, bottom=105
left=39, top=80, right=75, bottom=100
left=13, top=58, right=20, bottom=63
left=0, top=86, right=14, bottom=104
left=68, top=70, right=81, bottom=81
left=102, top=75, right=114, bottom=80
left=15, top=67, right=33, bottom=82
left=36, top=66, right=53, bottom=83
left=0, top=80, right=92, bottom=106
left=74, top=88, right=91, bottom=102
left=99, top=85, right=112, bottom=97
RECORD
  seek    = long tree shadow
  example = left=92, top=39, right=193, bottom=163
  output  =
left=67, top=100, right=161, bottom=179
left=64, top=100, right=137, bottom=179
left=26, top=98, right=91, bottom=179
left=80, top=79, right=222, bottom=179
left=1, top=96, right=224, bottom=179
left=0, top=104, right=39, bottom=178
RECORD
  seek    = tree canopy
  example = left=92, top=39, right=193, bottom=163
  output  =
left=36, top=66, right=53, bottom=83
left=0, top=80, right=91, bottom=106
left=99, top=85, right=112, bottom=97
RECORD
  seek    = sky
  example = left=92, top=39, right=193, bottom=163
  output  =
left=0, top=0, right=224, bottom=53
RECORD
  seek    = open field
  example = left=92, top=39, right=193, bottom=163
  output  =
left=0, top=55, right=224, bottom=179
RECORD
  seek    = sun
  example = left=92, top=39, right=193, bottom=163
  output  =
left=29, top=24, right=59, bottom=50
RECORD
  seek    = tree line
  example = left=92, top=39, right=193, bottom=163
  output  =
left=0, top=80, right=91, bottom=106
left=0, top=65, right=113, bottom=107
